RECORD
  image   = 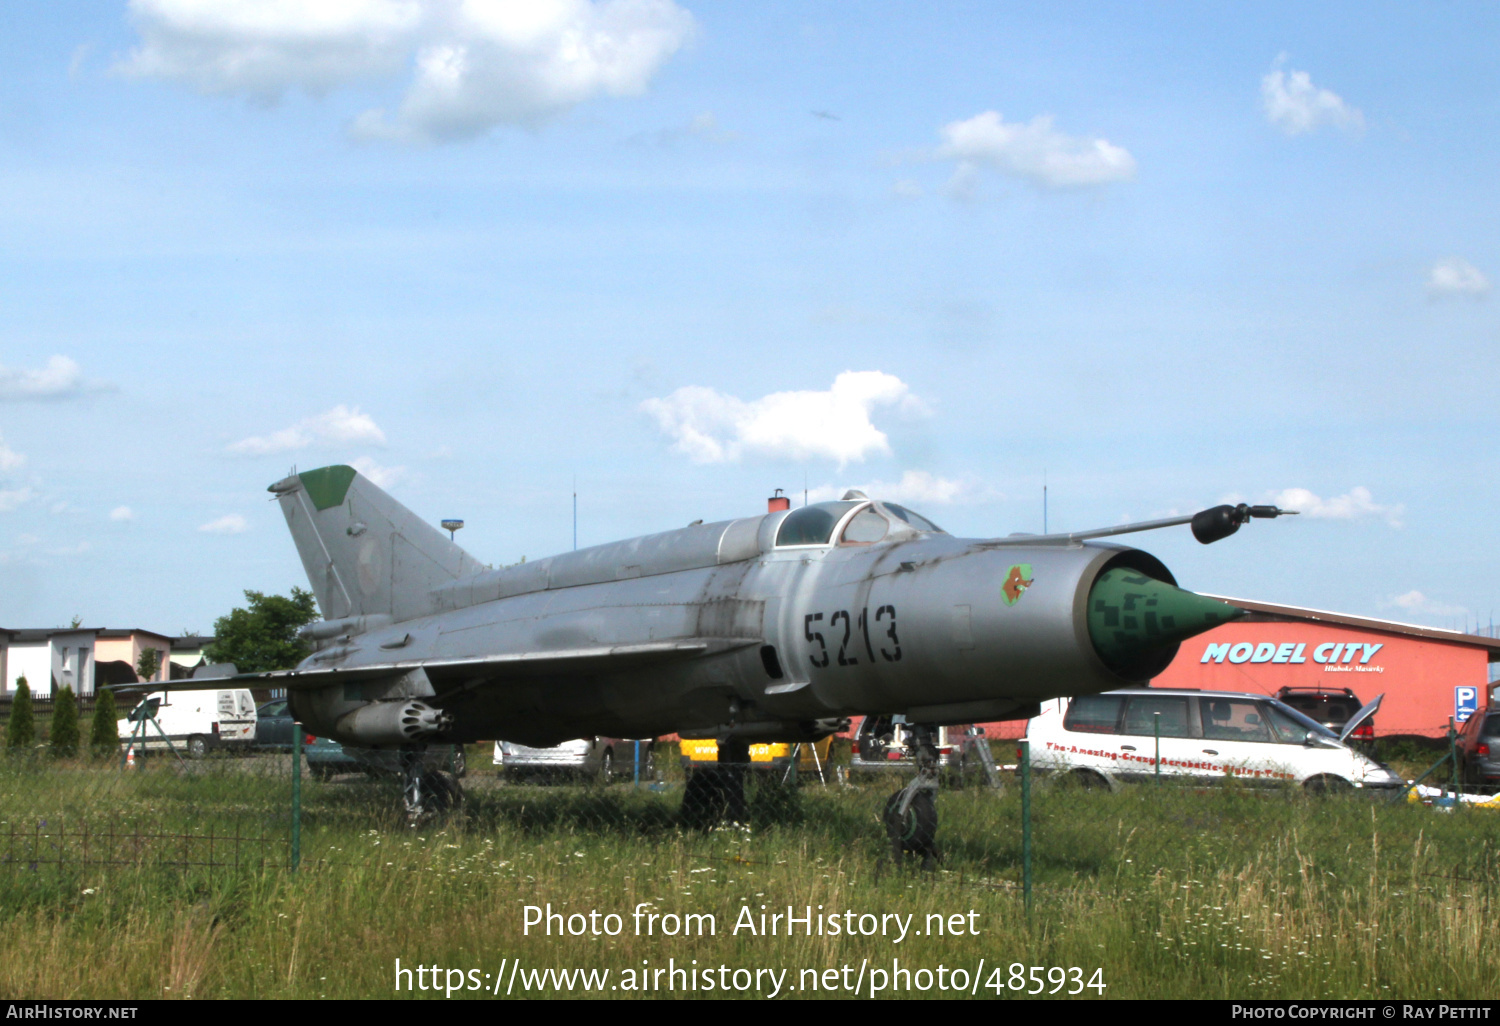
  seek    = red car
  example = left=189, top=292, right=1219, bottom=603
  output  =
left=1274, top=687, right=1374, bottom=741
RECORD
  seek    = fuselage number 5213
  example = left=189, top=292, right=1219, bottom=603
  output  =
left=804, top=606, right=901, bottom=668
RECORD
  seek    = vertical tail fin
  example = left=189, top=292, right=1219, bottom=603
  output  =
left=269, top=465, right=484, bottom=623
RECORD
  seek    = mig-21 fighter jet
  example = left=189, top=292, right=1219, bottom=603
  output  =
left=180, top=465, right=1291, bottom=821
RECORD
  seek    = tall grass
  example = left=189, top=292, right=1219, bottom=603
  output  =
left=1, top=757, right=1498, bottom=999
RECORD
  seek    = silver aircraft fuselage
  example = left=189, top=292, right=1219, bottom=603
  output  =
left=267, top=468, right=1241, bottom=749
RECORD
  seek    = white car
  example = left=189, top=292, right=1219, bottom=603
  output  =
left=1025, top=688, right=1401, bottom=792
left=117, top=689, right=258, bottom=758
left=493, top=737, right=655, bottom=783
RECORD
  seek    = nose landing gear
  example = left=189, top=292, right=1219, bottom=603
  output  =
left=883, top=724, right=941, bottom=870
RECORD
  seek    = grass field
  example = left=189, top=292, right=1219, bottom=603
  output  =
left=1, top=750, right=1498, bottom=1000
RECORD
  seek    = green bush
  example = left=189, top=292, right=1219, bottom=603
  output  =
left=6, top=678, right=34, bottom=750
left=89, top=688, right=119, bottom=758
left=50, top=685, right=79, bottom=757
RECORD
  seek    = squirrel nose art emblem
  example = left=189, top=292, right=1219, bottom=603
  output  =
left=1002, top=564, right=1034, bottom=606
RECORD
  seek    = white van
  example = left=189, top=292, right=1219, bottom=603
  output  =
left=1026, top=688, right=1401, bottom=792
left=117, top=689, right=258, bottom=758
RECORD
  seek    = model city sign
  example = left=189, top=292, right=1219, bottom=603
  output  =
left=1199, top=640, right=1385, bottom=673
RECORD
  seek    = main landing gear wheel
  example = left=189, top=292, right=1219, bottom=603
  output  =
left=680, top=740, right=749, bottom=829
left=402, top=749, right=463, bottom=824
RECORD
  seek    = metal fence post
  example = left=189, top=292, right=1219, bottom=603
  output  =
left=1154, top=712, right=1162, bottom=785
left=290, top=725, right=302, bottom=872
left=1019, top=737, right=1032, bottom=917
left=634, top=739, right=641, bottom=787
left=1450, top=717, right=1460, bottom=804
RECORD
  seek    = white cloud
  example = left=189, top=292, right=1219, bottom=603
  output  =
left=351, top=456, right=407, bottom=489
left=47, top=542, right=92, bottom=557
left=0, top=356, right=97, bottom=400
left=930, top=111, right=1136, bottom=191
left=642, top=371, right=921, bottom=468
left=0, top=435, right=24, bottom=472
left=1389, top=590, right=1468, bottom=619
left=1271, top=486, right=1402, bottom=527
left=110, top=506, right=136, bottom=522
left=121, top=0, right=696, bottom=143
left=1261, top=67, right=1363, bottom=136
left=0, top=488, right=36, bottom=513
left=1426, top=257, right=1491, bottom=299
left=806, top=470, right=980, bottom=506
left=227, top=404, right=387, bottom=455
left=891, top=179, right=923, bottom=199
left=120, top=0, right=426, bottom=97
left=199, top=513, right=249, bottom=534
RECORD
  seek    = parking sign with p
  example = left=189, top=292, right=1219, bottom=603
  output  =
left=1455, top=686, right=1479, bottom=724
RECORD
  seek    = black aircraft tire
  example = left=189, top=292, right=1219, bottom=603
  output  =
left=425, top=770, right=463, bottom=814
left=883, top=788, right=940, bottom=870
left=681, top=769, right=727, bottom=829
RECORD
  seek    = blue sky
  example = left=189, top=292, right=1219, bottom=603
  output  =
left=0, top=1, right=1495, bottom=634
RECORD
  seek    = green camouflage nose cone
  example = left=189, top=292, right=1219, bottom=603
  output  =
left=1088, top=568, right=1244, bottom=680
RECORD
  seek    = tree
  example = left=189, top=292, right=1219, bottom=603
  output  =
left=89, top=687, right=119, bottom=758
left=50, top=685, right=79, bottom=757
left=135, top=647, right=161, bottom=683
left=204, top=588, right=320, bottom=673
left=6, top=678, right=34, bottom=750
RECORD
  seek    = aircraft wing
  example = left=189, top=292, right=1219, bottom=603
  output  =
left=112, top=638, right=750, bottom=693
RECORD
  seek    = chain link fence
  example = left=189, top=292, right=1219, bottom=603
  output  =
left=5, top=698, right=1500, bottom=900
left=11, top=697, right=1500, bottom=999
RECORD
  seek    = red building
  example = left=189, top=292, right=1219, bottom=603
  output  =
left=981, top=599, right=1500, bottom=740
left=1147, top=598, right=1500, bottom=738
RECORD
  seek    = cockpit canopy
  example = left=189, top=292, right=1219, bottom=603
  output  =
left=774, top=500, right=944, bottom=548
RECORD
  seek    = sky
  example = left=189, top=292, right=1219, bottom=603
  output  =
left=0, top=1, right=1496, bottom=636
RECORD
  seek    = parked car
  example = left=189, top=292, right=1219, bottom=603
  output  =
left=253, top=700, right=296, bottom=751
left=1274, top=687, right=1375, bottom=741
left=848, top=716, right=977, bottom=778
left=1456, top=708, right=1500, bottom=790
left=117, top=688, right=257, bottom=758
left=304, top=736, right=467, bottom=781
left=494, top=737, right=655, bottom=783
left=1025, top=689, right=1400, bottom=792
